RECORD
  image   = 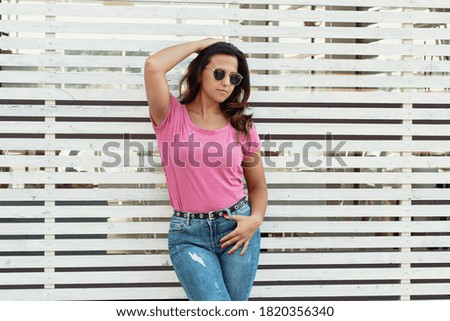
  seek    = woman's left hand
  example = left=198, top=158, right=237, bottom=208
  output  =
left=220, top=215, right=262, bottom=256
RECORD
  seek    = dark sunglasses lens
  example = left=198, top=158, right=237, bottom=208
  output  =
left=213, top=69, right=225, bottom=81
left=230, top=73, right=243, bottom=85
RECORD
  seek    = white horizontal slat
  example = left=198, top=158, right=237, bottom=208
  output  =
left=2, top=138, right=450, bottom=153
left=1, top=88, right=449, bottom=104
left=2, top=37, right=449, bottom=57
left=2, top=267, right=449, bottom=285
left=0, top=188, right=448, bottom=201
left=0, top=254, right=172, bottom=269
left=0, top=105, right=149, bottom=118
left=248, top=58, right=450, bottom=73
left=0, top=188, right=170, bottom=201
left=0, top=236, right=448, bottom=252
left=0, top=206, right=172, bottom=219
left=265, top=221, right=450, bottom=234
left=265, top=236, right=450, bottom=249
left=1, top=121, right=449, bottom=136
left=249, top=75, right=450, bottom=88
left=1, top=104, right=450, bottom=121
left=0, top=156, right=161, bottom=169
left=127, top=0, right=450, bottom=9
left=0, top=71, right=146, bottom=86
left=0, top=271, right=182, bottom=286
left=1, top=221, right=449, bottom=235
left=148, top=265, right=444, bottom=282
left=0, top=239, right=168, bottom=252
left=263, top=157, right=450, bottom=170
left=2, top=54, right=450, bottom=74
left=268, top=188, right=450, bottom=201
left=2, top=20, right=449, bottom=40
left=3, top=70, right=450, bottom=89
left=2, top=172, right=450, bottom=185
left=0, top=54, right=148, bottom=69
left=4, top=154, right=450, bottom=169
left=0, top=222, right=171, bottom=235
left=251, top=283, right=450, bottom=298
left=2, top=3, right=450, bottom=24
left=0, top=287, right=185, bottom=301
left=253, top=107, right=450, bottom=121
left=0, top=172, right=165, bottom=184
left=3, top=251, right=450, bottom=270
left=0, top=155, right=162, bottom=169
left=1, top=282, right=450, bottom=301
left=262, top=204, right=450, bottom=218
left=265, top=172, right=450, bottom=184
left=258, top=251, right=450, bottom=265
left=0, top=205, right=449, bottom=219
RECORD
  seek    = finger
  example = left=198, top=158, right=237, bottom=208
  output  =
left=228, top=240, right=244, bottom=255
left=220, top=231, right=237, bottom=244
left=240, top=240, right=250, bottom=256
left=231, top=214, right=241, bottom=221
left=223, top=213, right=239, bottom=221
left=221, top=235, right=240, bottom=249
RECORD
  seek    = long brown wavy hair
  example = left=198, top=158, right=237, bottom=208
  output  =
left=178, top=42, right=253, bottom=139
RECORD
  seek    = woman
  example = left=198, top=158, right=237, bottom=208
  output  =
left=144, top=38, right=267, bottom=301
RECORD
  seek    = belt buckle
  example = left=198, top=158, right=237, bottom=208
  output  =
left=208, top=211, right=215, bottom=220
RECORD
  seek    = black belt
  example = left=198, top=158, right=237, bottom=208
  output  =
left=173, top=197, right=247, bottom=220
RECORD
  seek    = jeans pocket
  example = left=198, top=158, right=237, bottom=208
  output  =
left=169, top=217, right=186, bottom=234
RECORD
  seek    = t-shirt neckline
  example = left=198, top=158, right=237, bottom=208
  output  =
left=182, top=104, right=232, bottom=133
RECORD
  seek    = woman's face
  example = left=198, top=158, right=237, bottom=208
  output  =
left=199, top=54, right=239, bottom=104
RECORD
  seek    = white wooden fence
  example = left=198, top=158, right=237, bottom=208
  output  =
left=0, top=0, right=449, bottom=300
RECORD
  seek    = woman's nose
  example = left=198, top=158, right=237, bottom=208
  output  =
left=221, top=76, right=230, bottom=86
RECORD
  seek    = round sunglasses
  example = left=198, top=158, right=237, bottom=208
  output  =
left=204, top=67, right=243, bottom=86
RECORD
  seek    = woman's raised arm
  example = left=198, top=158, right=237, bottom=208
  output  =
left=144, top=38, right=221, bottom=126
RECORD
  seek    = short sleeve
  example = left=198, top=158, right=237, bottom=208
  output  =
left=242, top=124, right=261, bottom=157
left=150, top=93, right=182, bottom=135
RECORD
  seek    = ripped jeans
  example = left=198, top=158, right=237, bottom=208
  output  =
left=168, top=201, right=261, bottom=301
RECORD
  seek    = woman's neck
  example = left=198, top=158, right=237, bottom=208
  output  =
left=187, top=93, right=222, bottom=118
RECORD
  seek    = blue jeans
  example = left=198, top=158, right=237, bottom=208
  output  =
left=168, top=201, right=261, bottom=301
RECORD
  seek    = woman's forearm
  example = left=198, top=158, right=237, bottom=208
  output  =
left=145, top=41, right=199, bottom=74
left=145, top=38, right=220, bottom=74
left=248, top=185, right=268, bottom=226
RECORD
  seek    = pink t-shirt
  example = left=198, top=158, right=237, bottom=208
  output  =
left=150, top=93, right=260, bottom=213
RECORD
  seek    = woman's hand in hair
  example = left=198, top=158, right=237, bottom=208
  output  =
left=196, top=38, right=223, bottom=53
